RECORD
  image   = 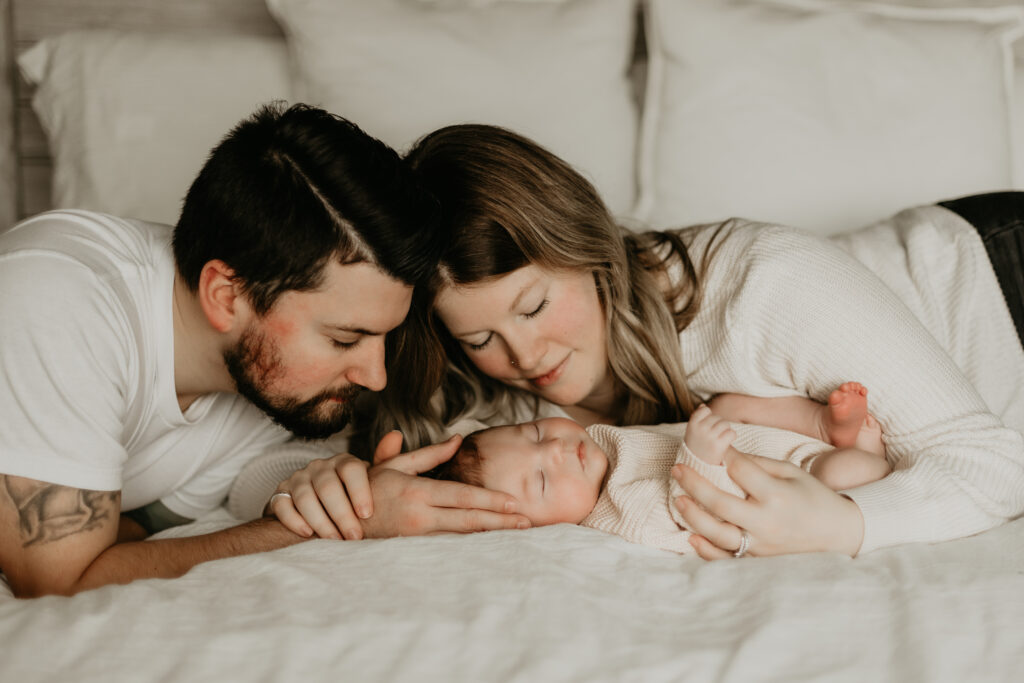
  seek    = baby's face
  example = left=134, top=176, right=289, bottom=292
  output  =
left=475, top=417, right=608, bottom=526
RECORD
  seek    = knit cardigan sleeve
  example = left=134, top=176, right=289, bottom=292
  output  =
left=227, top=441, right=335, bottom=521
left=679, top=222, right=1024, bottom=553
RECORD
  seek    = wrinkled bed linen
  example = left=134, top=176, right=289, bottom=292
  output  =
left=2, top=509, right=1022, bottom=682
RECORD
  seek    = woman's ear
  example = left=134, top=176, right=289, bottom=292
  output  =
left=198, top=259, right=244, bottom=333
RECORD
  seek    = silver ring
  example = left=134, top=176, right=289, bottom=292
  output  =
left=733, top=529, right=751, bottom=558
left=268, top=492, right=293, bottom=508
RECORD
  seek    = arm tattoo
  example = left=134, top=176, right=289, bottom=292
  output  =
left=1, top=475, right=119, bottom=548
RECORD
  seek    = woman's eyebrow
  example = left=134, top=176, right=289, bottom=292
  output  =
left=508, top=283, right=532, bottom=312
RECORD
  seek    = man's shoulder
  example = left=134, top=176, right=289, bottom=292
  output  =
left=1, top=209, right=172, bottom=261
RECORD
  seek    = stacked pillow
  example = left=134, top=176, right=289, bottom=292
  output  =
left=637, top=0, right=1024, bottom=234
left=18, top=31, right=291, bottom=227
left=18, top=0, right=1024, bottom=235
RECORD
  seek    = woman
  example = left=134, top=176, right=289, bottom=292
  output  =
left=258, top=124, right=1024, bottom=560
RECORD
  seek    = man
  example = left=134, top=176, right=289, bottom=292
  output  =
left=0, top=103, right=526, bottom=598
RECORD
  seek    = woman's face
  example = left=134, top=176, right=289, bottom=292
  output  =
left=434, top=265, right=614, bottom=411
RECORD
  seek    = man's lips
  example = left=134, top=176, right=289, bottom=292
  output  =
left=577, top=441, right=585, bottom=471
left=529, top=355, right=569, bottom=388
left=320, top=385, right=361, bottom=405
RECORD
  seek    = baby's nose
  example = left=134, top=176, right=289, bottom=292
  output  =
left=545, top=439, right=565, bottom=465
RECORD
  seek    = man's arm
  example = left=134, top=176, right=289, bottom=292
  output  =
left=0, top=474, right=305, bottom=598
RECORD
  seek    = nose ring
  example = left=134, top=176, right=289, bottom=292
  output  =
left=510, top=359, right=518, bottom=367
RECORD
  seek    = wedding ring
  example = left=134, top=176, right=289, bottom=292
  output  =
left=733, top=529, right=751, bottom=558
left=268, top=492, right=293, bottom=508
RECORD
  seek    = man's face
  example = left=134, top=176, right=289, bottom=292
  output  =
left=224, top=261, right=413, bottom=439
left=475, top=418, right=609, bottom=526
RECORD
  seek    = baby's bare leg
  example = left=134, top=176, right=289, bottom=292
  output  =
left=708, top=393, right=827, bottom=440
left=709, top=383, right=884, bottom=456
left=809, top=446, right=892, bottom=491
left=684, top=405, right=737, bottom=465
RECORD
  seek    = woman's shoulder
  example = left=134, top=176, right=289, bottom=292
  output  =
left=662, top=218, right=842, bottom=284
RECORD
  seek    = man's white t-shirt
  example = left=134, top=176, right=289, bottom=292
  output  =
left=0, top=210, right=290, bottom=519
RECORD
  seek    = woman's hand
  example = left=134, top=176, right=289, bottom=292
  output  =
left=672, top=449, right=865, bottom=559
left=269, top=453, right=373, bottom=540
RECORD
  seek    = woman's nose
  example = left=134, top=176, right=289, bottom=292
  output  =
left=510, top=335, right=545, bottom=373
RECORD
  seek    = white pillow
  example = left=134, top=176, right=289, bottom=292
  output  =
left=18, top=30, right=292, bottom=226
left=638, top=0, right=1024, bottom=235
left=267, top=0, right=639, bottom=219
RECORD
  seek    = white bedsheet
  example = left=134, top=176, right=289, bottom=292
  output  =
left=2, top=511, right=1023, bottom=682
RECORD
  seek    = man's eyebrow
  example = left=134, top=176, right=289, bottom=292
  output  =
left=324, top=324, right=384, bottom=336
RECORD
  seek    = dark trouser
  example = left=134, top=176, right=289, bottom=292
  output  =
left=938, top=191, right=1024, bottom=348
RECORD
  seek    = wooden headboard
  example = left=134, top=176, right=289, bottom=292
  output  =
left=0, top=0, right=282, bottom=231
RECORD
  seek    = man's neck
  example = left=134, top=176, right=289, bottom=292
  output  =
left=172, top=272, right=235, bottom=412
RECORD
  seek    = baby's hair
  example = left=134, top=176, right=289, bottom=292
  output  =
left=427, top=430, right=486, bottom=486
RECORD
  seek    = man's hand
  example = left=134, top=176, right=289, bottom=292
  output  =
left=361, top=431, right=530, bottom=538
left=269, top=431, right=530, bottom=540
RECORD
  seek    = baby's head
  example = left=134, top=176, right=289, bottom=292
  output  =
left=435, top=417, right=609, bottom=526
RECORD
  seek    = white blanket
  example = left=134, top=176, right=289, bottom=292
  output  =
left=2, top=511, right=1023, bottom=682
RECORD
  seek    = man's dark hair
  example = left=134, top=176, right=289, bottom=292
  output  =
left=173, top=102, right=442, bottom=314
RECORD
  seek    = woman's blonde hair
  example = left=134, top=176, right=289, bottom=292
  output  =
left=361, top=124, right=717, bottom=452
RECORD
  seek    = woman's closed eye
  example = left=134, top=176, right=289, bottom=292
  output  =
left=524, top=298, right=549, bottom=319
left=465, top=333, right=493, bottom=351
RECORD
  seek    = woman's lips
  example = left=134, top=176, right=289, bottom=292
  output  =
left=529, top=355, right=569, bottom=388
left=577, top=441, right=585, bottom=470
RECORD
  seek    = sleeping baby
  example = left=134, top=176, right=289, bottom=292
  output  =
left=432, top=383, right=890, bottom=554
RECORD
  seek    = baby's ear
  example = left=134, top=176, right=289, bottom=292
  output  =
left=446, top=418, right=490, bottom=439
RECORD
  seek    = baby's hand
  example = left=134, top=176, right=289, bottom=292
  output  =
left=684, top=404, right=736, bottom=466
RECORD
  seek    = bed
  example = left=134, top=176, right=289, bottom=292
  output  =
left=3, top=0, right=1024, bottom=680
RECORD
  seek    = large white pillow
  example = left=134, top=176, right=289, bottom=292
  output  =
left=267, top=0, right=639, bottom=219
left=638, top=0, right=1024, bottom=235
left=18, top=30, right=292, bottom=226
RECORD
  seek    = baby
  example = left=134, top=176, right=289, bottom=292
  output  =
left=433, top=383, right=890, bottom=553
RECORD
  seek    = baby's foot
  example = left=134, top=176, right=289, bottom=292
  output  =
left=821, top=382, right=869, bottom=448
left=685, top=404, right=736, bottom=465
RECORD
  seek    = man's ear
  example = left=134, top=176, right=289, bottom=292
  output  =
left=198, top=260, right=245, bottom=333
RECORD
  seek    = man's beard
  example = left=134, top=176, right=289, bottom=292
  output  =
left=223, top=325, right=361, bottom=440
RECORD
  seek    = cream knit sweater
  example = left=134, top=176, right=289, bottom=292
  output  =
left=675, top=205, right=1024, bottom=553
left=230, top=205, right=1024, bottom=554
left=581, top=423, right=832, bottom=554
